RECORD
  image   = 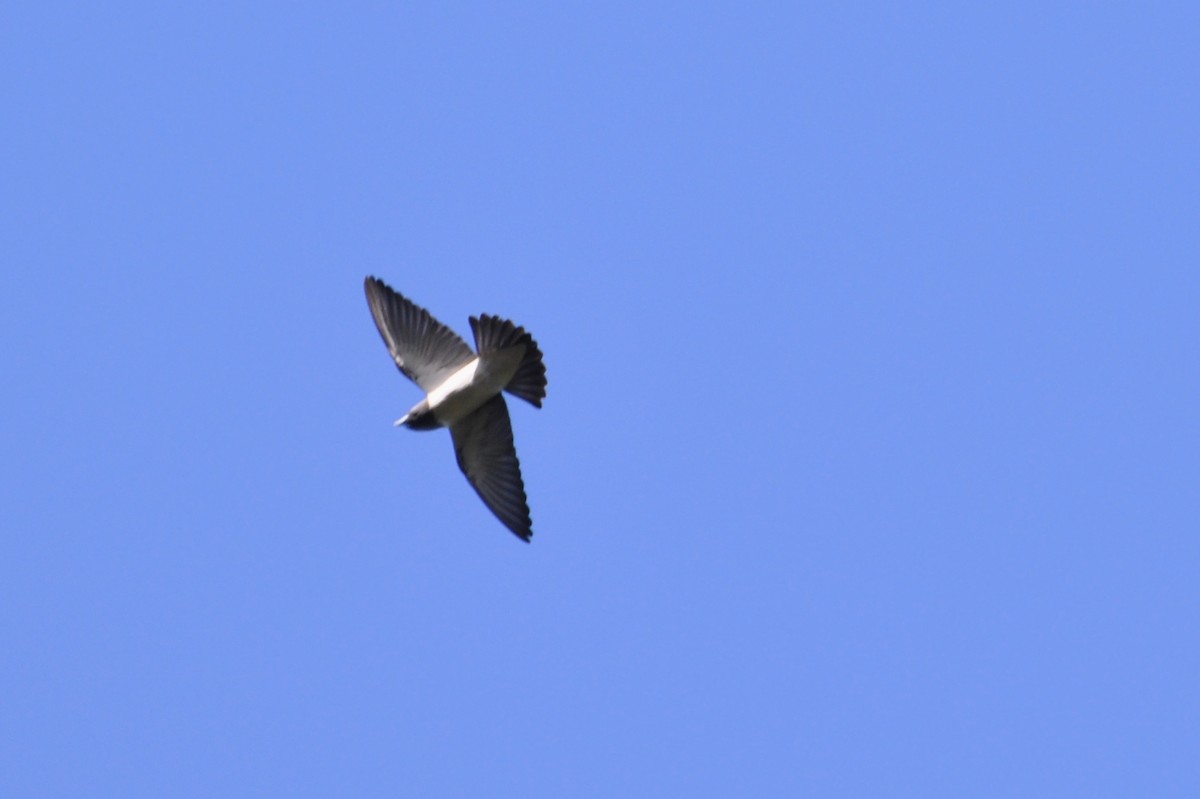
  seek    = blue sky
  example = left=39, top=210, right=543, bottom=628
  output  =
left=2, top=2, right=1197, bottom=796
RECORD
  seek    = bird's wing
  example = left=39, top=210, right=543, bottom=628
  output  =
left=364, top=277, right=476, bottom=392
left=449, top=394, right=533, bottom=541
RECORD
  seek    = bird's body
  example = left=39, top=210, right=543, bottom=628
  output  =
left=416, top=344, right=525, bottom=427
left=364, top=276, right=546, bottom=541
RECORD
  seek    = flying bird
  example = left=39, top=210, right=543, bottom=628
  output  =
left=364, top=276, right=547, bottom=541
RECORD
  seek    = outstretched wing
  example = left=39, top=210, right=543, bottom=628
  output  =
left=449, top=394, right=533, bottom=541
left=364, top=277, right=476, bottom=392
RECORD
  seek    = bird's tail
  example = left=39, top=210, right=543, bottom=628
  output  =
left=469, top=314, right=547, bottom=408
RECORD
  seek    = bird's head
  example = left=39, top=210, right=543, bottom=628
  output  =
left=395, top=401, right=440, bottom=431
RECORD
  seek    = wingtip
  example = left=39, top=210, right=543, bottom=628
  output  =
left=507, top=514, right=534, bottom=543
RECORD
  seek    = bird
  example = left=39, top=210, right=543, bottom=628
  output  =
left=364, top=276, right=547, bottom=542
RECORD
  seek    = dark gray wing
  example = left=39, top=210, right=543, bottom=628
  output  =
left=449, top=394, right=533, bottom=541
left=364, top=277, right=476, bottom=392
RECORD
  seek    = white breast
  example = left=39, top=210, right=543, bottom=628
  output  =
left=426, top=346, right=524, bottom=425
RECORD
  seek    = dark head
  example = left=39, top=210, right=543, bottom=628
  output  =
left=395, top=400, right=442, bottom=431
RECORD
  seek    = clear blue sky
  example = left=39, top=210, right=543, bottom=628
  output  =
left=2, top=3, right=1197, bottom=796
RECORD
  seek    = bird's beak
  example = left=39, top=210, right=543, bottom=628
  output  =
left=393, top=415, right=408, bottom=427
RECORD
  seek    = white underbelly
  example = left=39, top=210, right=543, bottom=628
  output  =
left=427, top=347, right=523, bottom=425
